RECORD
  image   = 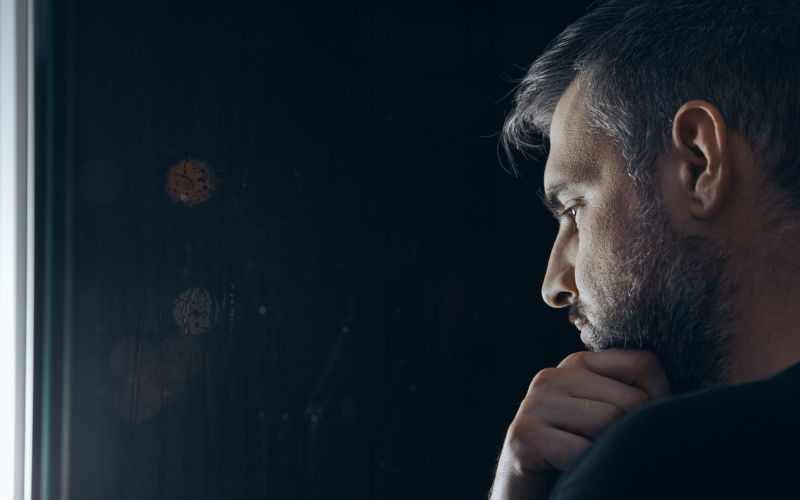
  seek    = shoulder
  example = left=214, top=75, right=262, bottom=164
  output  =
left=548, top=362, right=800, bottom=500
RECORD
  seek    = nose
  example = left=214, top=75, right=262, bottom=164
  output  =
left=541, top=238, right=578, bottom=308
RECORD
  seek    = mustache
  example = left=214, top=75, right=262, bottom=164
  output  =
left=567, top=303, right=589, bottom=326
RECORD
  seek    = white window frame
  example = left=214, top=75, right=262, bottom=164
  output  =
left=0, top=0, right=34, bottom=499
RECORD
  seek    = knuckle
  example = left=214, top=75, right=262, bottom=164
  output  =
left=529, top=368, right=558, bottom=393
left=559, top=351, right=586, bottom=367
left=507, top=418, right=543, bottom=445
left=505, top=421, right=524, bottom=447
left=505, top=419, right=548, bottom=470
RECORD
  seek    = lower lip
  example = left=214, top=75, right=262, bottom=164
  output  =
left=579, top=325, right=591, bottom=345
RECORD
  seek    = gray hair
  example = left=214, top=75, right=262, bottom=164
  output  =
left=503, top=0, right=800, bottom=205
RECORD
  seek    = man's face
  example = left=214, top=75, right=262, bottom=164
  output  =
left=541, top=80, right=733, bottom=393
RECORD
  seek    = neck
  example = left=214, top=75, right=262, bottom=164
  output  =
left=726, top=240, right=800, bottom=384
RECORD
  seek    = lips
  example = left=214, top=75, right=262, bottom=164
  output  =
left=580, top=326, right=591, bottom=346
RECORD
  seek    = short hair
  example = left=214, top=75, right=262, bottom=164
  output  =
left=503, top=0, right=800, bottom=205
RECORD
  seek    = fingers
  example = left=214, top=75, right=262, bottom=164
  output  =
left=526, top=367, right=652, bottom=414
left=557, top=349, right=672, bottom=400
left=524, top=395, right=628, bottom=439
left=491, top=347, right=671, bottom=496
left=505, top=420, right=591, bottom=472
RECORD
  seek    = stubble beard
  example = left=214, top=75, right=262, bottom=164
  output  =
left=573, top=193, right=735, bottom=394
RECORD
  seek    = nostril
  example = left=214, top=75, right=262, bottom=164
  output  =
left=554, top=290, right=574, bottom=307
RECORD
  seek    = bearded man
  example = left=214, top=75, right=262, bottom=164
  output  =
left=489, top=1, right=800, bottom=499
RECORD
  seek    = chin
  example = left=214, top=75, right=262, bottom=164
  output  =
left=580, top=324, right=607, bottom=352
left=584, top=325, right=636, bottom=352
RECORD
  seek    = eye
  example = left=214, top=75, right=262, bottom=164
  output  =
left=562, top=203, right=581, bottom=228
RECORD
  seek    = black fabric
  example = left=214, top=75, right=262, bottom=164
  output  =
left=548, top=361, right=800, bottom=499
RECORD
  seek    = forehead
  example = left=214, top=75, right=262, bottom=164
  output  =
left=543, top=80, right=619, bottom=192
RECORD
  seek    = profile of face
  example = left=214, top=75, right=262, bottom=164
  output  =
left=541, top=80, right=734, bottom=393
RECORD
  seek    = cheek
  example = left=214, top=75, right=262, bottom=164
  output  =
left=572, top=235, right=599, bottom=309
left=573, top=212, right=624, bottom=309
left=574, top=249, right=604, bottom=312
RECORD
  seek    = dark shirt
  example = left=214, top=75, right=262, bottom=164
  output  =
left=548, top=362, right=800, bottom=499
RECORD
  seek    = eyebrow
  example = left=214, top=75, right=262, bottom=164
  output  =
left=538, top=182, right=572, bottom=218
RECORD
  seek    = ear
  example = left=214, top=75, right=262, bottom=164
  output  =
left=670, top=100, right=732, bottom=218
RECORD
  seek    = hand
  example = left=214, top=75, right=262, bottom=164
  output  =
left=488, top=349, right=671, bottom=500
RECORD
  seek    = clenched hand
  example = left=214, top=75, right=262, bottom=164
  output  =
left=489, top=349, right=671, bottom=500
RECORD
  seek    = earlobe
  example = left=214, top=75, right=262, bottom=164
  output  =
left=670, top=100, right=732, bottom=219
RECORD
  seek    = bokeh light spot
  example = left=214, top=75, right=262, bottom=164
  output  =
left=172, top=287, right=217, bottom=335
left=166, top=158, right=216, bottom=205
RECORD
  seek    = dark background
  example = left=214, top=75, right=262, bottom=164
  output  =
left=40, top=0, right=594, bottom=498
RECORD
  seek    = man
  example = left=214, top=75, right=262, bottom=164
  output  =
left=489, top=1, right=800, bottom=498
